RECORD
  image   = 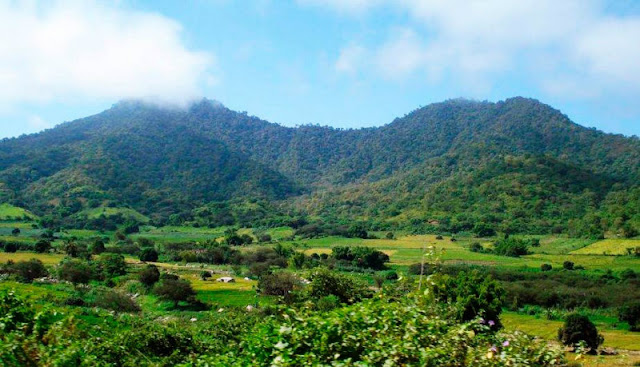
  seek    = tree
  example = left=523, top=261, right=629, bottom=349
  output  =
left=63, top=241, right=79, bottom=257
left=100, top=253, right=127, bottom=277
left=6, top=259, right=48, bottom=282
left=139, top=265, right=160, bottom=287
left=473, top=223, right=495, bottom=238
left=11, top=228, right=20, bottom=236
left=385, top=232, right=395, bottom=240
left=308, top=268, right=371, bottom=304
left=493, top=238, right=529, bottom=257
left=541, top=264, right=553, bottom=271
left=90, top=240, right=106, bottom=254
left=563, top=261, right=575, bottom=270
left=139, top=248, right=159, bottom=262
left=618, top=302, right=640, bottom=331
left=3, top=242, right=17, bottom=253
left=558, top=314, right=603, bottom=352
left=153, top=278, right=196, bottom=307
left=259, top=272, right=299, bottom=302
left=34, top=240, right=51, bottom=253
left=58, top=259, right=93, bottom=284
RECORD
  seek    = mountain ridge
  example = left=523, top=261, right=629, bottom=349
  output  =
left=0, top=96, right=638, bottom=236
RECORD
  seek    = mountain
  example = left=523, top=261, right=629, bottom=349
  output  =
left=0, top=97, right=638, bottom=236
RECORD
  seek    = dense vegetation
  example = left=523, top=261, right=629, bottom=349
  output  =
left=0, top=97, right=638, bottom=237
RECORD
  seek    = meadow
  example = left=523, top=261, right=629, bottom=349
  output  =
left=2, top=217, right=640, bottom=365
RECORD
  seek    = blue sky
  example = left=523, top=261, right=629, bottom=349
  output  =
left=1, top=0, right=639, bottom=138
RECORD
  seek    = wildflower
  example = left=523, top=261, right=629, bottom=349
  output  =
left=486, top=351, right=494, bottom=359
left=502, top=340, right=509, bottom=347
left=488, top=320, right=495, bottom=327
left=489, top=346, right=497, bottom=353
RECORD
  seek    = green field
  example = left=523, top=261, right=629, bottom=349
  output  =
left=0, top=203, right=36, bottom=220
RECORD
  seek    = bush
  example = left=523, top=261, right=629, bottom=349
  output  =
left=90, top=240, right=106, bottom=254
left=619, top=302, right=640, bottom=331
left=258, top=272, right=300, bottom=302
left=493, top=238, right=529, bottom=257
left=332, top=246, right=389, bottom=270
left=541, top=264, right=553, bottom=272
left=100, top=253, right=127, bottom=277
left=558, top=314, right=603, bottom=352
left=139, top=248, right=159, bottom=262
left=429, top=270, right=505, bottom=329
left=469, top=242, right=484, bottom=252
left=58, top=259, right=93, bottom=284
left=153, top=278, right=197, bottom=307
left=385, top=271, right=399, bottom=281
left=308, top=268, right=372, bottom=304
left=34, top=240, right=51, bottom=253
left=139, top=265, right=160, bottom=287
left=94, top=289, right=140, bottom=313
left=473, top=223, right=496, bottom=237
left=563, top=261, right=575, bottom=270
left=3, top=242, right=17, bottom=253
left=385, top=232, right=394, bottom=239
left=315, top=295, right=340, bottom=311
left=9, top=259, right=48, bottom=282
left=200, top=271, right=212, bottom=280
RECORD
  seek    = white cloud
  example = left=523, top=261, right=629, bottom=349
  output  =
left=296, top=0, right=384, bottom=14
left=0, top=1, right=213, bottom=107
left=335, top=44, right=366, bottom=74
left=318, top=0, right=640, bottom=99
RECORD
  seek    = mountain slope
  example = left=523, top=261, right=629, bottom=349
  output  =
left=0, top=97, right=638, bottom=235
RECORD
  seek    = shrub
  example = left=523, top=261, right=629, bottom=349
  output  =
left=200, top=271, right=212, bottom=280
left=308, top=268, right=372, bottom=304
left=315, top=295, right=340, bottom=311
left=58, top=259, right=93, bottom=284
left=473, top=223, right=496, bottom=237
left=373, top=274, right=385, bottom=288
left=541, top=264, right=553, bottom=272
left=94, top=289, right=140, bottom=313
left=257, top=234, right=272, bottom=243
left=385, top=271, right=399, bottom=281
left=429, top=270, right=505, bottom=329
left=10, top=259, right=48, bottom=282
left=139, top=265, right=160, bottom=287
left=618, top=302, right=640, bottom=331
left=558, top=314, right=603, bottom=352
left=90, top=240, right=106, bottom=254
left=34, top=240, right=51, bottom=253
left=493, top=238, right=529, bottom=257
left=621, top=268, right=637, bottom=281
left=385, top=232, right=394, bottom=239
left=469, top=242, right=484, bottom=252
left=258, top=272, right=300, bottom=302
left=153, top=278, right=197, bottom=307
left=435, top=235, right=443, bottom=240
left=139, top=248, right=159, bottom=262
left=11, top=228, right=20, bottom=236
left=563, top=261, right=575, bottom=270
left=4, top=242, right=17, bottom=253
left=331, top=246, right=389, bottom=270
left=100, top=253, right=127, bottom=277
left=0, top=291, right=34, bottom=333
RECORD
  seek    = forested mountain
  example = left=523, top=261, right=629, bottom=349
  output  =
left=0, top=97, right=638, bottom=236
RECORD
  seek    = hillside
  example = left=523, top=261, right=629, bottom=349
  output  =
left=0, top=97, right=638, bottom=235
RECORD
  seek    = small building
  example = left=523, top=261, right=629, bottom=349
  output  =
left=216, top=277, right=235, bottom=283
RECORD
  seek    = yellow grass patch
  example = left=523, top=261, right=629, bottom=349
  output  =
left=571, top=239, right=640, bottom=255
left=0, top=252, right=65, bottom=265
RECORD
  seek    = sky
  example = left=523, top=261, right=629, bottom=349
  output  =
left=1, top=0, right=640, bottom=138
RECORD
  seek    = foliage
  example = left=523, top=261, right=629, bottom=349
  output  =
left=619, top=302, right=640, bottom=331
left=99, top=253, right=127, bottom=277
left=139, top=247, right=159, bottom=262
left=428, top=270, right=505, bottom=329
left=493, top=238, right=530, bottom=257
left=93, top=289, right=141, bottom=313
left=331, top=246, right=389, bottom=270
left=58, top=259, right=93, bottom=284
left=258, top=272, right=300, bottom=302
left=153, top=278, right=197, bottom=307
left=307, top=268, right=372, bottom=304
left=557, top=313, right=604, bottom=351
left=34, top=239, right=51, bottom=253
left=139, top=264, right=161, bottom=287
left=2, top=258, right=48, bottom=282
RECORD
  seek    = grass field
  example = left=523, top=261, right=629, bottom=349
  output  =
left=572, top=239, right=640, bottom=256
left=0, top=203, right=36, bottom=220
left=0, top=252, right=65, bottom=265
left=81, top=207, right=150, bottom=223
left=503, top=312, right=640, bottom=351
